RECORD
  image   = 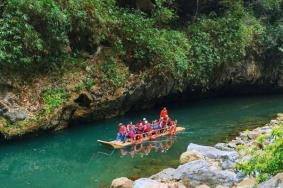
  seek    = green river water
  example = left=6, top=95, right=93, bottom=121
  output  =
left=1, top=95, right=283, bottom=188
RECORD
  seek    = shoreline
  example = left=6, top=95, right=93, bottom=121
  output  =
left=111, top=113, right=283, bottom=188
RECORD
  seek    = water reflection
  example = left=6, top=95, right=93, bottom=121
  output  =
left=119, top=137, right=175, bottom=158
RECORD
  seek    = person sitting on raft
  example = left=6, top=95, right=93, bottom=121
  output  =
left=151, top=120, right=160, bottom=130
left=164, top=115, right=170, bottom=127
left=142, top=118, right=147, bottom=125
left=144, top=120, right=151, bottom=133
left=127, top=122, right=135, bottom=133
left=116, top=123, right=127, bottom=142
left=126, top=122, right=136, bottom=142
left=136, top=122, right=144, bottom=134
left=127, top=128, right=135, bottom=142
left=160, top=117, right=167, bottom=129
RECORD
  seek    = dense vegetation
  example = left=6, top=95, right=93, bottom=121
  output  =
left=1, top=0, right=282, bottom=87
left=0, top=1, right=283, bottom=136
left=237, top=124, right=283, bottom=182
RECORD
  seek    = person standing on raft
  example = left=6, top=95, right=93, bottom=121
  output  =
left=160, top=107, right=168, bottom=119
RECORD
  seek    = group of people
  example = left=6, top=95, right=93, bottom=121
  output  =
left=116, top=107, right=177, bottom=143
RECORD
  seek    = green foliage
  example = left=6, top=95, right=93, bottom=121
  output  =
left=99, top=57, right=128, bottom=89
left=0, top=0, right=116, bottom=65
left=0, top=0, right=282, bottom=91
left=0, top=0, right=70, bottom=65
left=252, top=0, right=283, bottom=21
left=236, top=124, right=283, bottom=182
left=83, top=78, right=95, bottom=89
left=259, top=0, right=282, bottom=11
left=186, top=6, right=264, bottom=85
left=116, top=11, right=190, bottom=83
left=152, top=0, right=178, bottom=25
left=42, top=88, right=67, bottom=113
left=58, top=0, right=116, bottom=52
left=264, top=20, right=283, bottom=57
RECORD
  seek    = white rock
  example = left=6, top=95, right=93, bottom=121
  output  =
left=133, top=178, right=168, bottom=188
left=195, top=184, right=210, bottom=188
left=150, top=168, right=175, bottom=180
left=236, top=177, right=257, bottom=188
left=215, top=143, right=235, bottom=151
left=111, top=177, right=133, bottom=188
left=179, top=150, right=204, bottom=164
left=152, top=160, right=239, bottom=187
left=215, top=185, right=229, bottom=188
left=187, top=143, right=239, bottom=161
left=258, top=172, right=283, bottom=188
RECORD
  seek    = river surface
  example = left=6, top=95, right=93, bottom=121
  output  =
left=1, top=95, right=283, bottom=188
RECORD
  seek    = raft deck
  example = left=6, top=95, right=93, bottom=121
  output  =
left=97, top=127, right=186, bottom=149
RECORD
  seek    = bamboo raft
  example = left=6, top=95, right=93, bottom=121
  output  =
left=97, top=127, right=185, bottom=149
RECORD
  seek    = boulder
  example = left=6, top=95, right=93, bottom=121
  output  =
left=236, top=171, right=247, bottom=181
left=215, top=143, right=235, bottom=151
left=3, top=108, right=28, bottom=122
left=247, top=131, right=259, bottom=140
left=150, top=168, right=175, bottom=180
left=215, top=185, right=229, bottom=188
left=179, top=150, right=204, bottom=164
left=111, top=177, right=133, bottom=188
left=269, top=120, right=279, bottom=127
left=196, top=185, right=210, bottom=188
left=187, top=143, right=239, bottom=161
left=276, top=113, right=283, bottom=121
left=221, top=159, right=235, bottom=170
left=236, top=178, right=257, bottom=188
left=133, top=178, right=168, bottom=188
left=258, top=172, right=283, bottom=188
left=163, top=181, right=187, bottom=188
left=259, top=127, right=272, bottom=134
left=152, top=160, right=239, bottom=187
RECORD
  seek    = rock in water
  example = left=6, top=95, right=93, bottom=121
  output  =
left=133, top=178, right=168, bottom=188
left=179, top=150, right=204, bottom=164
left=187, top=143, right=239, bottom=161
left=258, top=173, right=283, bottom=188
left=111, top=177, right=133, bottom=188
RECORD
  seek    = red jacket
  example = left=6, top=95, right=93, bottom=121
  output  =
left=145, top=123, right=151, bottom=132
left=160, top=109, right=168, bottom=119
left=119, top=125, right=126, bottom=134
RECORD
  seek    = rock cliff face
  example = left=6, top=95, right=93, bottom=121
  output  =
left=0, top=56, right=282, bottom=138
left=211, top=58, right=282, bottom=94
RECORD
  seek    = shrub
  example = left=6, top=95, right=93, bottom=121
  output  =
left=83, top=78, right=95, bottom=89
left=116, top=11, right=190, bottom=84
left=99, top=57, right=128, bottom=89
left=186, top=6, right=265, bottom=85
left=236, top=124, right=283, bottom=182
left=0, top=0, right=69, bottom=65
left=58, top=0, right=117, bottom=52
left=42, top=88, right=67, bottom=113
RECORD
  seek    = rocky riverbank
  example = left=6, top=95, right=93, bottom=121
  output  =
left=111, top=114, right=283, bottom=188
